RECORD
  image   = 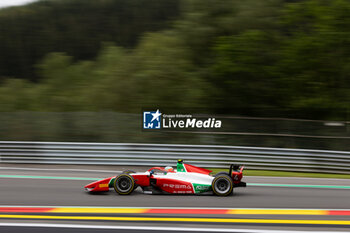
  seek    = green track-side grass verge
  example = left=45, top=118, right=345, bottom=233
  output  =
left=210, top=169, right=350, bottom=179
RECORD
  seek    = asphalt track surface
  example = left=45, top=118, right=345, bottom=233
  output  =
left=1, top=177, right=350, bottom=208
left=1, top=165, right=350, bottom=232
left=1, top=166, right=350, bottom=208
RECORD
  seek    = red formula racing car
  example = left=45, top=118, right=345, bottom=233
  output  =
left=84, top=160, right=246, bottom=196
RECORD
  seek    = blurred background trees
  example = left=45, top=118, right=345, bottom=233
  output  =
left=0, top=0, right=349, bottom=147
left=0, top=0, right=180, bottom=81
left=0, top=0, right=349, bottom=120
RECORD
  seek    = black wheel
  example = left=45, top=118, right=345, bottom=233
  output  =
left=212, top=174, right=233, bottom=196
left=122, top=170, right=136, bottom=174
left=114, top=174, right=135, bottom=195
left=122, top=170, right=138, bottom=190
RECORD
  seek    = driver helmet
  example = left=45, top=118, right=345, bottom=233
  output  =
left=164, top=166, right=174, bottom=172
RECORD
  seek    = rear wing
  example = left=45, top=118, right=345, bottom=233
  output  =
left=229, top=164, right=244, bottom=174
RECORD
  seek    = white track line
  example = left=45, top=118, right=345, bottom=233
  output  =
left=0, top=223, right=348, bottom=233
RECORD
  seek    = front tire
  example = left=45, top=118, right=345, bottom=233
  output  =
left=122, top=170, right=138, bottom=190
left=114, top=174, right=135, bottom=195
left=212, top=174, right=233, bottom=196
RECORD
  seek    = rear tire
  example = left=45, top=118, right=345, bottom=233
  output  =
left=212, top=174, right=233, bottom=196
left=114, top=174, right=135, bottom=195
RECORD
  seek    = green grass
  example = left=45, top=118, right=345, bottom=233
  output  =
left=210, top=169, right=350, bottom=179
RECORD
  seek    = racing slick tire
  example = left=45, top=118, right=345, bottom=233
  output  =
left=114, top=174, right=135, bottom=195
left=212, top=174, right=233, bottom=196
left=122, top=170, right=138, bottom=190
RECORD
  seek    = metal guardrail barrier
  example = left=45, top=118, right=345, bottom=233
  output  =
left=0, top=141, right=349, bottom=174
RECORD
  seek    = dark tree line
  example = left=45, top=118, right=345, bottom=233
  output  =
left=0, top=0, right=180, bottom=81
left=0, top=0, right=349, bottom=121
